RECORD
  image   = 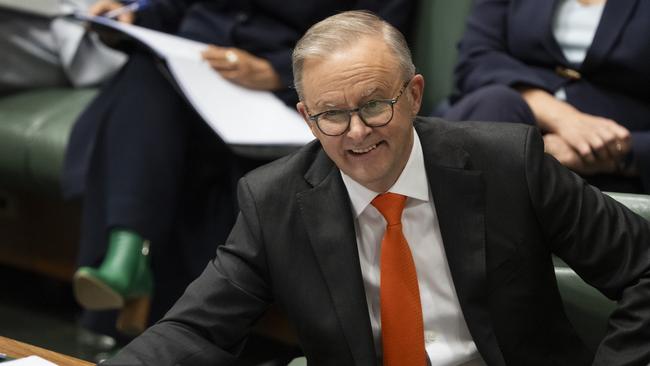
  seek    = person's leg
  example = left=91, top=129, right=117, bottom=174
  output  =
left=445, top=84, right=536, bottom=125
left=74, top=52, right=196, bottom=333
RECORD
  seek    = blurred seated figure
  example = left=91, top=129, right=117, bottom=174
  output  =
left=63, top=0, right=414, bottom=339
left=0, top=0, right=125, bottom=94
left=445, top=0, right=650, bottom=193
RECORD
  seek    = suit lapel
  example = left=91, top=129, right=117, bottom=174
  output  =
left=297, top=149, right=377, bottom=365
left=416, top=120, right=506, bottom=366
left=538, top=0, right=569, bottom=64
left=582, top=0, right=638, bottom=72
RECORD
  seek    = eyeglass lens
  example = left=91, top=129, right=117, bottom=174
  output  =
left=317, top=100, right=394, bottom=135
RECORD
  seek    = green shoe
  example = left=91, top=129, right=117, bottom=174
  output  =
left=73, top=229, right=153, bottom=310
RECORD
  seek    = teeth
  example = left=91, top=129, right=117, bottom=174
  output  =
left=351, top=144, right=377, bottom=154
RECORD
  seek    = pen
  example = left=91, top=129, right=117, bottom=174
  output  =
left=103, top=0, right=148, bottom=19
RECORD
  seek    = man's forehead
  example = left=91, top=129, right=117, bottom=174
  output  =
left=300, top=46, right=400, bottom=105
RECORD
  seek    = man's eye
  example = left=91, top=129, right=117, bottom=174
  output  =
left=363, top=100, right=386, bottom=113
left=322, top=110, right=346, bottom=120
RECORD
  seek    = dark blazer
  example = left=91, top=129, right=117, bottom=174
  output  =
left=453, top=0, right=650, bottom=185
left=105, top=118, right=650, bottom=366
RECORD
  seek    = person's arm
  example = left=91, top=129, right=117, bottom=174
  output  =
left=454, top=0, right=550, bottom=95
left=524, top=127, right=650, bottom=365
left=104, top=177, right=273, bottom=365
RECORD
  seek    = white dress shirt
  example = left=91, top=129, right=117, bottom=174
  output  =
left=341, top=130, right=486, bottom=366
left=552, top=0, right=605, bottom=100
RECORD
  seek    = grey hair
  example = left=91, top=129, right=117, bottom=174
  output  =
left=292, top=10, right=415, bottom=100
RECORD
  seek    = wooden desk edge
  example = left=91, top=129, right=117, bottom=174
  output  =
left=0, top=336, right=93, bottom=366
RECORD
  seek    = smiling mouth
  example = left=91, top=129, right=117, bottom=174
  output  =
left=350, top=142, right=380, bottom=155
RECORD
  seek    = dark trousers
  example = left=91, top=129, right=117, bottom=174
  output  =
left=74, top=52, right=266, bottom=336
left=445, top=85, right=645, bottom=193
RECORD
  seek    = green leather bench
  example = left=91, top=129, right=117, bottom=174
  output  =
left=0, top=88, right=97, bottom=193
left=0, top=88, right=96, bottom=280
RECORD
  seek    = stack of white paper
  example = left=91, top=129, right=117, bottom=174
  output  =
left=73, top=14, right=314, bottom=146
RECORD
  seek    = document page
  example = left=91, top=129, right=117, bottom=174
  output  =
left=1, top=355, right=57, bottom=365
left=73, top=14, right=313, bottom=146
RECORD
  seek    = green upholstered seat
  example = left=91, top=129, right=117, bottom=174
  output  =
left=0, top=88, right=97, bottom=194
left=605, top=191, right=650, bottom=221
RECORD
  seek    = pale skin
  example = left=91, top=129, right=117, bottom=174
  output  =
left=520, top=88, right=631, bottom=175
left=88, top=0, right=282, bottom=91
left=296, top=36, right=424, bottom=193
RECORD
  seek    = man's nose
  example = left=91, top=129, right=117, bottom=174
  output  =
left=346, top=113, right=372, bottom=141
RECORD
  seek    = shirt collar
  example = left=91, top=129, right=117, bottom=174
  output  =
left=341, top=128, right=430, bottom=218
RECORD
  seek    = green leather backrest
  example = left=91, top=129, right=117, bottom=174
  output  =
left=0, top=88, right=97, bottom=194
left=605, top=191, right=650, bottom=221
left=411, top=0, right=473, bottom=111
left=555, top=192, right=650, bottom=351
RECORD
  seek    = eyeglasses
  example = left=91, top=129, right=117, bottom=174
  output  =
left=306, top=80, right=411, bottom=136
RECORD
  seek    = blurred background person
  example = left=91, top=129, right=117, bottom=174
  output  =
left=445, top=0, right=650, bottom=193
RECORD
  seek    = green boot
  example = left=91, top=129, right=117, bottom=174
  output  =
left=73, top=229, right=153, bottom=310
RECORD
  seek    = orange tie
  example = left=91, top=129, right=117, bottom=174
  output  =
left=372, top=193, right=426, bottom=366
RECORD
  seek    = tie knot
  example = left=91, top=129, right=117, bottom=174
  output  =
left=371, top=193, right=406, bottom=226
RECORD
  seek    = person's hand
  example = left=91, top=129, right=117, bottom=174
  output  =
left=543, top=133, right=618, bottom=175
left=89, top=0, right=136, bottom=24
left=520, top=88, right=630, bottom=166
left=550, top=111, right=630, bottom=165
left=201, top=46, right=283, bottom=91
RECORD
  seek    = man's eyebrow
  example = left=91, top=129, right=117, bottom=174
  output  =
left=312, top=101, right=340, bottom=110
left=311, top=85, right=386, bottom=110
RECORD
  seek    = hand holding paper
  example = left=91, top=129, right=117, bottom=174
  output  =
left=201, top=46, right=283, bottom=91
left=73, top=14, right=312, bottom=145
left=89, top=0, right=141, bottom=23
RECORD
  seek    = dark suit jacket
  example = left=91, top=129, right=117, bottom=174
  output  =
left=453, top=0, right=650, bottom=186
left=104, top=118, right=650, bottom=365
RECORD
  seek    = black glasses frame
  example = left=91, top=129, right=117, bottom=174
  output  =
left=306, top=79, right=411, bottom=136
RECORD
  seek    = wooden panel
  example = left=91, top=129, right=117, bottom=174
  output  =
left=0, top=336, right=92, bottom=366
left=0, top=187, right=80, bottom=281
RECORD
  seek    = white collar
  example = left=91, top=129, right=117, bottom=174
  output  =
left=341, top=128, right=430, bottom=218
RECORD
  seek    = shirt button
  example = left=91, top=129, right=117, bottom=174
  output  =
left=424, top=331, right=437, bottom=344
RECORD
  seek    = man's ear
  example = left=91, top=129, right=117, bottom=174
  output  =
left=297, top=101, right=319, bottom=138
left=408, top=74, right=425, bottom=116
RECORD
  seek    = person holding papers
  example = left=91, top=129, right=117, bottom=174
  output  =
left=62, top=0, right=414, bottom=338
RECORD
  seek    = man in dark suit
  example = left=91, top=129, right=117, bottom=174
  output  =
left=104, top=10, right=650, bottom=366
